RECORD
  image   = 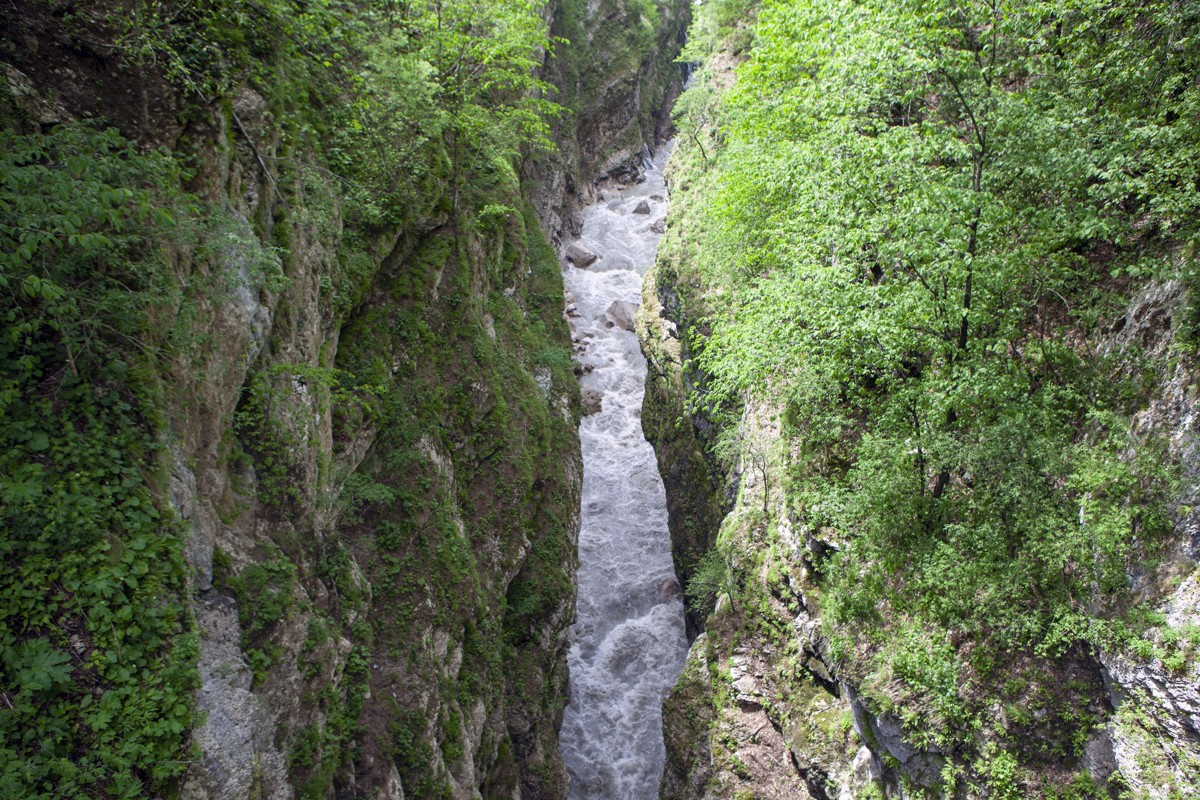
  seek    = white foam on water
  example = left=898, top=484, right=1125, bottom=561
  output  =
left=558, top=144, right=688, bottom=800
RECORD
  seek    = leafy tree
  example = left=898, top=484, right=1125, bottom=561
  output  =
left=676, top=0, right=1195, bottom=741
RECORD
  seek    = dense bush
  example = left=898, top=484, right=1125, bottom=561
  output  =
left=0, top=123, right=196, bottom=798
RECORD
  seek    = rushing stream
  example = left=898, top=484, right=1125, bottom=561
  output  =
left=558, top=144, right=689, bottom=800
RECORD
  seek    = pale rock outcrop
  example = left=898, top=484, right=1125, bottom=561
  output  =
left=181, top=594, right=291, bottom=800
left=1095, top=279, right=1200, bottom=795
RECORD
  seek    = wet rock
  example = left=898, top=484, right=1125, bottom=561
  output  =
left=658, top=578, right=681, bottom=602
left=661, top=635, right=717, bottom=800
left=581, top=387, right=603, bottom=416
left=567, top=242, right=599, bottom=267
left=650, top=218, right=666, bottom=234
left=633, top=199, right=652, bottom=215
left=606, top=300, right=638, bottom=331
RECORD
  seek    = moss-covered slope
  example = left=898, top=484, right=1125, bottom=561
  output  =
left=0, top=1, right=685, bottom=798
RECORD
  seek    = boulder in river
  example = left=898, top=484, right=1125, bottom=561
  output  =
left=658, top=578, right=681, bottom=603
left=567, top=242, right=599, bottom=267
left=606, top=300, right=638, bottom=331
left=633, top=199, right=652, bottom=215
left=581, top=387, right=603, bottom=416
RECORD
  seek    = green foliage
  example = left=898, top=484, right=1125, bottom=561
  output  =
left=229, top=556, right=296, bottom=638
left=0, top=123, right=186, bottom=383
left=2, top=639, right=74, bottom=695
left=685, top=548, right=733, bottom=614
left=116, top=0, right=563, bottom=233
left=0, top=122, right=196, bottom=798
left=234, top=363, right=382, bottom=507
left=686, top=0, right=1188, bottom=639
left=672, top=0, right=1197, bottom=770
left=679, top=0, right=756, bottom=60
left=118, top=0, right=354, bottom=101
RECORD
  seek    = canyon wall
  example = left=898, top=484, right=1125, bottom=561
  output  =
left=0, top=1, right=686, bottom=797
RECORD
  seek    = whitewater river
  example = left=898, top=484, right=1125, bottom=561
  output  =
left=558, top=144, right=689, bottom=800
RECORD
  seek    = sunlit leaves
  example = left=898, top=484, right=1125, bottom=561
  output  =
left=677, top=0, right=1192, bottom=682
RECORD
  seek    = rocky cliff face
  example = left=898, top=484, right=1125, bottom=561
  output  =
left=0, top=1, right=686, bottom=798
left=526, top=0, right=691, bottom=245
left=168, top=100, right=585, bottom=798
left=1094, top=280, right=1200, bottom=796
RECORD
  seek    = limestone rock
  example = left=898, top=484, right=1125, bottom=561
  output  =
left=535, top=366, right=553, bottom=399
left=1095, top=280, right=1200, bottom=796
left=567, top=242, right=599, bottom=267
left=661, top=635, right=717, bottom=800
left=582, top=387, right=603, bottom=416
left=606, top=300, right=638, bottom=332
left=844, top=682, right=944, bottom=791
left=729, top=654, right=762, bottom=708
left=180, top=594, right=292, bottom=800
left=1101, top=599, right=1200, bottom=797
left=844, top=746, right=882, bottom=799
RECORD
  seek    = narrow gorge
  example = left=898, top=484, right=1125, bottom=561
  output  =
left=559, top=146, right=687, bottom=799
left=3, top=1, right=1200, bottom=799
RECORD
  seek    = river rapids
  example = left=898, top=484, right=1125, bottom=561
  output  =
left=558, top=144, right=689, bottom=800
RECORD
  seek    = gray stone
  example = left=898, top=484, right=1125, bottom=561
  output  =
left=535, top=367, right=553, bottom=399
left=567, top=242, right=599, bottom=267
left=850, top=745, right=881, bottom=789
left=180, top=594, right=292, bottom=800
left=844, top=682, right=944, bottom=790
left=606, top=300, right=638, bottom=332
left=633, top=199, right=652, bottom=215
left=582, top=387, right=603, bottom=416
left=1081, top=727, right=1118, bottom=786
